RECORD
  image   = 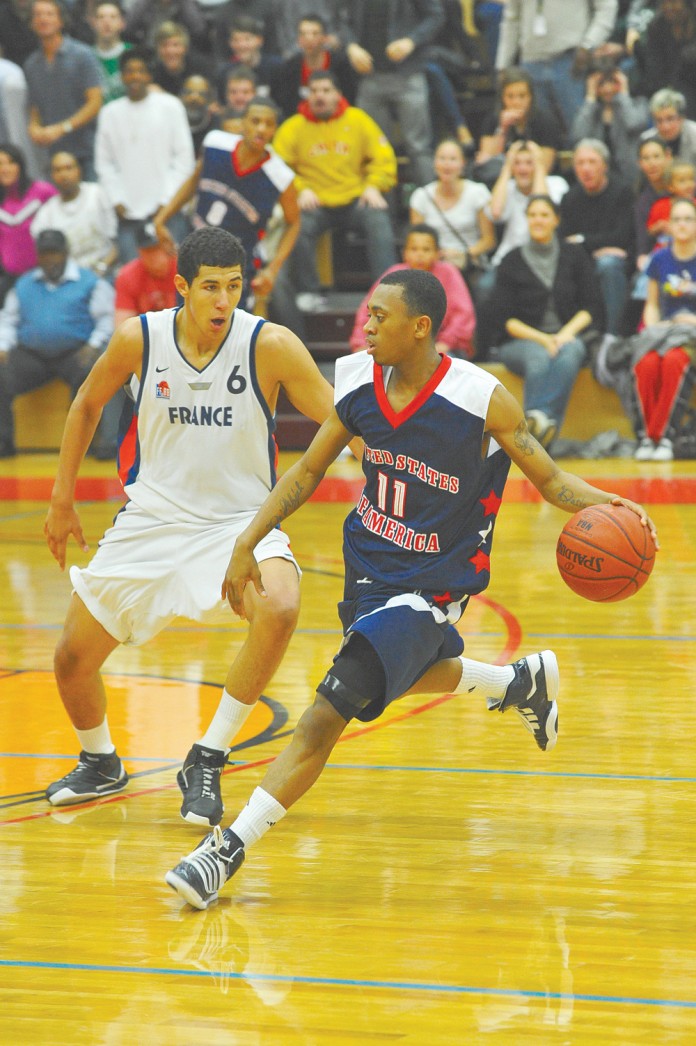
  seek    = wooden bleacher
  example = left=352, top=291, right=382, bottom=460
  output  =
left=13, top=323, right=634, bottom=455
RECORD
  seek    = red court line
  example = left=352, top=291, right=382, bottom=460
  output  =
left=312, top=475, right=696, bottom=505
left=3, top=474, right=696, bottom=504
left=0, top=696, right=459, bottom=827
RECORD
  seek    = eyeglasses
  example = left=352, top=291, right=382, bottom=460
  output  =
left=671, top=215, right=696, bottom=223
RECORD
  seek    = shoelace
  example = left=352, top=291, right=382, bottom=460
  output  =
left=188, top=826, right=230, bottom=892
left=198, top=764, right=219, bottom=800
left=66, top=759, right=99, bottom=779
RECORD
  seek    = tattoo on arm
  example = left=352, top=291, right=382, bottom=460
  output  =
left=269, top=480, right=304, bottom=529
left=556, top=484, right=588, bottom=509
left=513, top=420, right=535, bottom=456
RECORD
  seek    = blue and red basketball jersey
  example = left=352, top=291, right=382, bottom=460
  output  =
left=334, top=352, right=511, bottom=598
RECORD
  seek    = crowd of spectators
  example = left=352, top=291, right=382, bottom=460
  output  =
left=1, top=0, right=696, bottom=461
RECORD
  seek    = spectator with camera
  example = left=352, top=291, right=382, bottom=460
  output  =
left=494, top=0, right=620, bottom=144
left=572, top=64, right=650, bottom=184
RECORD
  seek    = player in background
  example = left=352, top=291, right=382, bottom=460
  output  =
left=166, top=268, right=658, bottom=910
left=153, top=96, right=298, bottom=310
left=44, top=227, right=356, bottom=827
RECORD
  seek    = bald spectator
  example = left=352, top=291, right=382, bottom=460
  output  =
left=179, top=74, right=219, bottom=155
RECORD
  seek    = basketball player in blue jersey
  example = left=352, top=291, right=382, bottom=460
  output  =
left=154, top=97, right=299, bottom=310
left=44, top=227, right=354, bottom=826
left=166, top=268, right=659, bottom=910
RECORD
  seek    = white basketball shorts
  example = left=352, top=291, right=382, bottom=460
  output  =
left=70, top=500, right=299, bottom=645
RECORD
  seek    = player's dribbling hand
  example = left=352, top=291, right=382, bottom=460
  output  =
left=44, top=505, right=89, bottom=570
left=610, top=496, right=660, bottom=550
left=221, top=541, right=266, bottom=618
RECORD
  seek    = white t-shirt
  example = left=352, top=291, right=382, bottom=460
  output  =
left=31, top=182, right=117, bottom=270
left=410, top=180, right=491, bottom=262
left=95, top=92, right=195, bottom=219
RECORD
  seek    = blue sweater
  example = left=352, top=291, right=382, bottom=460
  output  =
left=14, top=266, right=98, bottom=356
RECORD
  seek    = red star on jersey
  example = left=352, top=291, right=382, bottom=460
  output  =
left=469, top=549, right=490, bottom=574
left=480, top=489, right=502, bottom=516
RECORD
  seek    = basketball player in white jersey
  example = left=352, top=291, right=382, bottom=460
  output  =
left=165, top=269, right=658, bottom=910
left=44, top=226, right=352, bottom=827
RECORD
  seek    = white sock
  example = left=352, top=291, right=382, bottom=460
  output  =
left=230, top=786, right=287, bottom=849
left=198, top=690, right=254, bottom=751
left=76, top=719, right=115, bottom=755
left=453, top=657, right=515, bottom=700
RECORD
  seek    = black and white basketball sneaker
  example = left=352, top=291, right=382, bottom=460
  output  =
left=489, top=650, right=559, bottom=751
left=178, top=743, right=229, bottom=826
left=166, top=826, right=245, bottom=910
left=46, top=750, right=129, bottom=805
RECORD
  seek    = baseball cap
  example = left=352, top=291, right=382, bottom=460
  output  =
left=136, top=222, right=160, bottom=249
left=35, top=229, right=68, bottom=253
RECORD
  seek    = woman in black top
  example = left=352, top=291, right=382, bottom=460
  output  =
left=491, top=195, right=604, bottom=448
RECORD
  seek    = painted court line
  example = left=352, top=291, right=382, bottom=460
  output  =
left=0, top=958, right=694, bottom=1011
left=3, top=473, right=696, bottom=503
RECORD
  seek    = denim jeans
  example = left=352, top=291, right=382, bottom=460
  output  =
left=522, top=52, right=584, bottom=145
left=498, top=336, right=587, bottom=425
left=356, top=70, right=434, bottom=187
left=117, top=213, right=191, bottom=264
left=289, top=201, right=397, bottom=294
left=594, top=253, right=629, bottom=335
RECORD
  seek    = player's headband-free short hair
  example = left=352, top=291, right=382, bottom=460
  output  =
left=177, top=227, right=247, bottom=284
left=379, top=269, right=447, bottom=335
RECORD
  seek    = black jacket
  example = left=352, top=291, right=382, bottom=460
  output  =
left=338, top=0, right=444, bottom=75
left=492, top=241, right=605, bottom=341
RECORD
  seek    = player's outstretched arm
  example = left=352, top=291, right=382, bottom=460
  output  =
left=222, top=409, right=353, bottom=617
left=486, top=385, right=660, bottom=547
left=44, top=318, right=144, bottom=570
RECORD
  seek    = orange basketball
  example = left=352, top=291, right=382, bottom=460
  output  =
left=556, top=504, right=656, bottom=602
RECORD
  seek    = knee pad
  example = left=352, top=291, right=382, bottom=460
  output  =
left=317, top=633, right=386, bottom=722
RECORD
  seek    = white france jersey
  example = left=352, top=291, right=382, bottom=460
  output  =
left=119, top=307, right=277, bottom=524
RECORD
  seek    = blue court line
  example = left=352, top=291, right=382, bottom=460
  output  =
left=324, top=764, right=696, bottom=783
left=0, top=958, right=694, bottom=1010
left=2, top=751, right=695, bottom=785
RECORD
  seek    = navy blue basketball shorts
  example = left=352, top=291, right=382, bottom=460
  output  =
left=317, top=563, right=467, bottom=723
